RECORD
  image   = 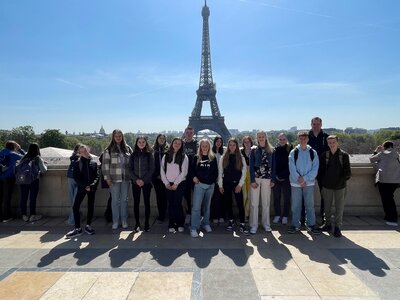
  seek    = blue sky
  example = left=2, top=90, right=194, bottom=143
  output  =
left=1, top=0, right=399, bottom=134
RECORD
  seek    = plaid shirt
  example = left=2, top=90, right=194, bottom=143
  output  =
left=101, top=146, right=132, bottom=182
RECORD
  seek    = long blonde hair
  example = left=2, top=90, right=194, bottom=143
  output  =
left=256, top=130, right=273, bottom=154
left=196, top=139, right=215, bottom=163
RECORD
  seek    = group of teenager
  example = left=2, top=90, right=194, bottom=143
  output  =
left=1, top=116, right=399, bottom=240
left=64, top=117, right=356, bottom=239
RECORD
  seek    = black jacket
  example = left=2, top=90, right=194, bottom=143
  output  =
left=129, top=151, right=155, bottom=184
left=318, top=148, right=351, bottom=190
left=73, top=156, right=99, bottom=192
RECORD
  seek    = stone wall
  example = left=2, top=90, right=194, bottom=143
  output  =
left=10, top=163, right=400, bottom=219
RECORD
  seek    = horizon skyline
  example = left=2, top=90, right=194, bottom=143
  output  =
left=1, top=1, right=399, bottom=133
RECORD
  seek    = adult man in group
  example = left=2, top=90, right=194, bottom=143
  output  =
left=318, top=135, right=351, bottom=237
left=288, top=131, right=320, bottom=234
left=182, top=126, right=199, bottom=225
left=308, top=117, right=329, bottom=220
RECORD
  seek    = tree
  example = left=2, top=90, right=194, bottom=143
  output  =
left=39, top=129, right=67, bottom=148
left=8, top=126, right=36, bottom=149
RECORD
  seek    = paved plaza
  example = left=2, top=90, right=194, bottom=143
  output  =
left=0, top=216, right=399, bottom=299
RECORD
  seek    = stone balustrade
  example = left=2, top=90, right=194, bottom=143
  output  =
left=9, top=161, right=400, bottom=218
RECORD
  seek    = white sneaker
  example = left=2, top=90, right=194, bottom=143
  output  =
left=264, top=225, right=272, bottom=232
left=190, top=229, right=199, bottom=238
left=122, top=221, right=128, bottom=229
left=22, top=215, right=29, bottom=222
left=29, top=214, right=42, bottom=222
left=250, top=227, right=257, bottom=234
left=281, top=217, right=288, bottom=225
left=386, top=221, right=398, bottom=226
left=178, top=226, right=185, bottom=233
left=212, top=219, right=219, bottom=224
left=168, top=227, right=176, bottom=233
left=185, top=214, right=191, bottom=225
left=219, top=218, right=225, bottom=224
left=112, top=223, right=118, bottom=230
left=202, top=225, right=212, bottom=233
left=272, top=216, right=280, bottom=224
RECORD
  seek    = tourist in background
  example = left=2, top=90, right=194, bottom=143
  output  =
left=129, top=136, right=154, bottom=232
left=370, top=141, right=400, bottom=227
left=182, top=126, right=198, bottom=225
left=0, top=141, right=25, bottom=222
left=249, top=131, right=274, bottom=234
left=271, top=133, right=293, bottom=225
left=318, top=135, right=351, bottom=237
left=161, top=137, right=188, bottom=233
left=190, top=139, right=218, bottom=237
left=66, top=143, right=82, bottom=225
left=66, top=145, right=99, bottom=238
left=218, top=137, right=248, bottom=234
left=288, top=131, right=320, bottom=235
left=18, top=143, right=47, bottom=222
left=240, top=135, right=253, bottom=222
left=210, top=136, right=225, bottom=224
left=152, top=134, right=169, bottom=223
left=102, top=129, right=133, bottom=230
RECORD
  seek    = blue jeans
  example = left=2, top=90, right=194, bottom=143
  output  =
left=110, top=181, right=130, bottom=225
left=67, top=177, right=78, bottom=224
left=291, top=185, right=316, bottom=228
left=191, top=182, right=214, bottom=230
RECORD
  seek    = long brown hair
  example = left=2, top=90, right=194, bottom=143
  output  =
left=222, top=138, right=242, bottom=170
left=106, top=129, right=131, bottom=154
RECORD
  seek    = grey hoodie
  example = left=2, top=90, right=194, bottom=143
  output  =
left=370, top=149, right=400, bottom=183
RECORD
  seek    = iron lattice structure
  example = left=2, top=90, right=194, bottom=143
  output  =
left=188, top=1, right=231, bottom=143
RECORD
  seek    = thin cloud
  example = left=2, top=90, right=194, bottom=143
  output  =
left=55, top=78, right=85, bottom=89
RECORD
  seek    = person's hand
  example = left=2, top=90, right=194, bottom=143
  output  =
left=270, top=182, right=275, bottom=188
left=85, top=186, right=91, bottom=192
left=107, top=179, right=113, bottom=187
left=219, top=187, right=224, bottom=194
left=234, top=185, right=242, bottom=193
left=171, top=183, right=177, bottom=190
left=251, top=182, right=258, bottom=189
left=193, top=176, right=200, bottom=184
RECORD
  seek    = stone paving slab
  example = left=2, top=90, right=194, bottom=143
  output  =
left=1, top=217, right=400, bottom=299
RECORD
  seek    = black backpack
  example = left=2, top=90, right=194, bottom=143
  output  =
left=294, top=147, right=315, bottom=165
left=15, top=158, right=39, bottom=185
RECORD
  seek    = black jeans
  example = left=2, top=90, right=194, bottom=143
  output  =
left=132, top=182, right=152, bottom=226
left=210, top=183, right=224, bottom=220
left=73, top=190, right=95, bottom=228
left=0, top=177, right=16, bottom=220
left=153, top=177, right=167, bottom=221
left=378, top=182, right=398, bottom=222
left=273, top=179, right=291, bottom=217
left=20, top=179, right=40, bottom=216
left=167, top=181, right=186, bottom=228
left=223, top=181, right=245, bottom=223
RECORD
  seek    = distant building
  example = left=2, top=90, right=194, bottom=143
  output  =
left=99, top=125, right=106, bottom=136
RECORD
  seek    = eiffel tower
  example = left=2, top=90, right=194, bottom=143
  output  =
left=187, top=0, right=231, bottom=143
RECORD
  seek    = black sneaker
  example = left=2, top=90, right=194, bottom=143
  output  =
left=144, top=223, right=150, bottom=232
left=239, top=223, right=249, bottom=235
left=85, top=225, right=95, bottom=235
left=226, top=219, right=234, bottom=231
left=333, top=227, right=342, bottom=237
left=66, top=228, right=82, bottom=238
left=287, top=226, right=300, bottom=234
left=319, top=224, right=332, bottom=232
left=307, top=225, right=321, bottom=235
